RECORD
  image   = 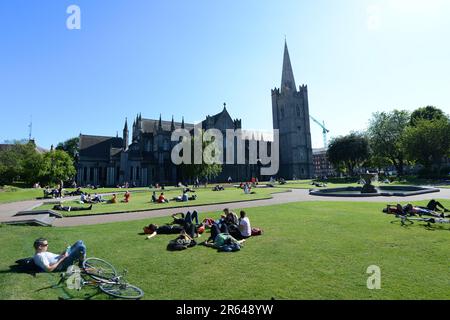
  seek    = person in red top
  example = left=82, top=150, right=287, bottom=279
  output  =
left=123, top=190, right=131, bottom=203
left=158, top=192, right=169, bottom=203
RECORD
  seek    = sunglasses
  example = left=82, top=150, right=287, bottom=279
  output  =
left=40, top=243, right=48, bottom=247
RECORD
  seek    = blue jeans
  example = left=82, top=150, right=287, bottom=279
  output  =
left=185, top=211, right=199, bottom=225
left=56, top=240, right=87, bottom=271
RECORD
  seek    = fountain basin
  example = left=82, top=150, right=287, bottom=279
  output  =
left=309, top=186, right=440, bottom=197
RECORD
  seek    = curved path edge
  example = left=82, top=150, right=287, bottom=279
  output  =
left=1, top=188, right=449, bottom=227
left=54, top=188, right=450, bottom=227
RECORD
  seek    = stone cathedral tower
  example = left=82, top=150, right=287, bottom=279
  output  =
left=271, top=41, right=313, bottom=179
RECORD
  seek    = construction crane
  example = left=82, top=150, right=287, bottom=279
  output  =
left=309, top=115, right=330, bottom=148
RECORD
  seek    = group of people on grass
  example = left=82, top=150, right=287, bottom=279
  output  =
left=383, top=199, right=449, bottom=218
left=150, top=190, right=198, bottom=204
left=143, top=208, right=262, bottom=252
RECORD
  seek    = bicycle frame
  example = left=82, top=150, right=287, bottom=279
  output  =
left=393, top=214, right=450, bottom=226
left=63, top=265, right=125, bottom=291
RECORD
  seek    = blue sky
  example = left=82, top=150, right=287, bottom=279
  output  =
left=0, top=0, right=449, bottom=149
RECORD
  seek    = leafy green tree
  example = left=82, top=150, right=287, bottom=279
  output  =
left=40, top=150, right=77, bottom=185
left=327, top=132, right=370, bottom=176
left=179, top=131, right=222, bottom=181
left=56, top=137, right=79, bottom=161
left=367, top=110, right=410, bottom=175
left=18, top=143, right=45, bottom=185
left=402, top=118, right=450, bottom=174
left=410, top=106, right=447, bottom=126
left=0, top=145, right=21, bottom=184
left=0, top=141, right=44, bottom=185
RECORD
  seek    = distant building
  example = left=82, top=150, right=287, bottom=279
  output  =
left=0, top=139, right=47, bottom=154
left=272, top=41, right=314, bottom=179
left=76, top=41, right=314, bottom=186
left=312, top=148, right=335, bottom=178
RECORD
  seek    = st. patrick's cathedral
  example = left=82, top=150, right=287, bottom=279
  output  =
left=76, top=42, right=313, bottom=186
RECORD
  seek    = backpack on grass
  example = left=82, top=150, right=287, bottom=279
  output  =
left=166, top=235, right=197, bottom=251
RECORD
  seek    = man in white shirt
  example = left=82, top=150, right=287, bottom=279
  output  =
left=33, top=238, right=87, bottom=272
left=238, top=211, right=252, bottom=239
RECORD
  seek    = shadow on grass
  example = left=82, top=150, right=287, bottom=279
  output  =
left=36, top=278, right=104, bottom=300
left=0, top=265, right=39, bottom=277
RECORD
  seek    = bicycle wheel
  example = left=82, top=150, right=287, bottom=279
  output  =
left=82, top=257, right=117, bottom=281
left=100, top=283, right=144, bottom=300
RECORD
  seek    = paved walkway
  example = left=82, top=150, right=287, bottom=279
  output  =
left=1, top=188, right=449, bottom=227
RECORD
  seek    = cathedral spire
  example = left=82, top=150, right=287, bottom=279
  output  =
left=281, top=40, right=297, bottom=93
left=123, top=118, right=129, bottom=150
left=158, top=114, right=162, bottom=130
left=181, top=117, right=185, bottom=129
left=171, top=115, right=175, bottom=131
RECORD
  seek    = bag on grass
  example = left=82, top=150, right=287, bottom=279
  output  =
left=251, top=228, right=263, bottom=236
left=166, top=235, right=197, bottom=251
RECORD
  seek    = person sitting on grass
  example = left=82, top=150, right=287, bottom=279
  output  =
left=151, top=191, right=157, bottom=203
left=92, top=193, right=104, bottom=203
left=33, top=238, right=87, bottom=273
left=123, top=190, right=131, bottom=203
left=212, top=185, right=224, bottom=191
left=237, top=211, right=252, bottom=240
left=52, top=203, right=93, bottom=212
left=109, top=194, right=118, bottom=204
left=173, top=191, right=189, bottom=202
left=158, top=192, right=169, bottom=203
left=223, top=208, right=239, bottom=226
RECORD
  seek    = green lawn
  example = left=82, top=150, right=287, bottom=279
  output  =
left=34, top=187, right=287, bottom=217
left=0, top=186, right=152, bottom=204
left=1, top=199, right=449, bottom=300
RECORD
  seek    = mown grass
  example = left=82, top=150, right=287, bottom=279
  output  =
left=33, top=187, right=287, bottom=217
left=0, top=186, right=155, bottom=204
left=1, top=199, right=449, bottom=300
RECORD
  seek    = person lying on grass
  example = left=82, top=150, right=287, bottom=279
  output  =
left=171, top=211, right=200, bottom=226
left=144, top=212, right=205, bottom=240
left=33, top=238, right=87, bottom=273
left=52, top=203, right=93, bottom=212
left=383, top=200, right=449, bottom=218
left=202, top=223, right=245, bottom=250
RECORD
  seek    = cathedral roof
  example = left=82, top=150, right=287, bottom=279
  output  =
left=140, top=119, right=194, bottom=133
left=79, top=135, right=123, bottom=159
left=201, top=105, right=235, bottom=129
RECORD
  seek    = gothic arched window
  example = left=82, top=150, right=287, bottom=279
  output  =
left=296, top=105, right=301, bottom=117
left=280, top=106, right=285, bottom=119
